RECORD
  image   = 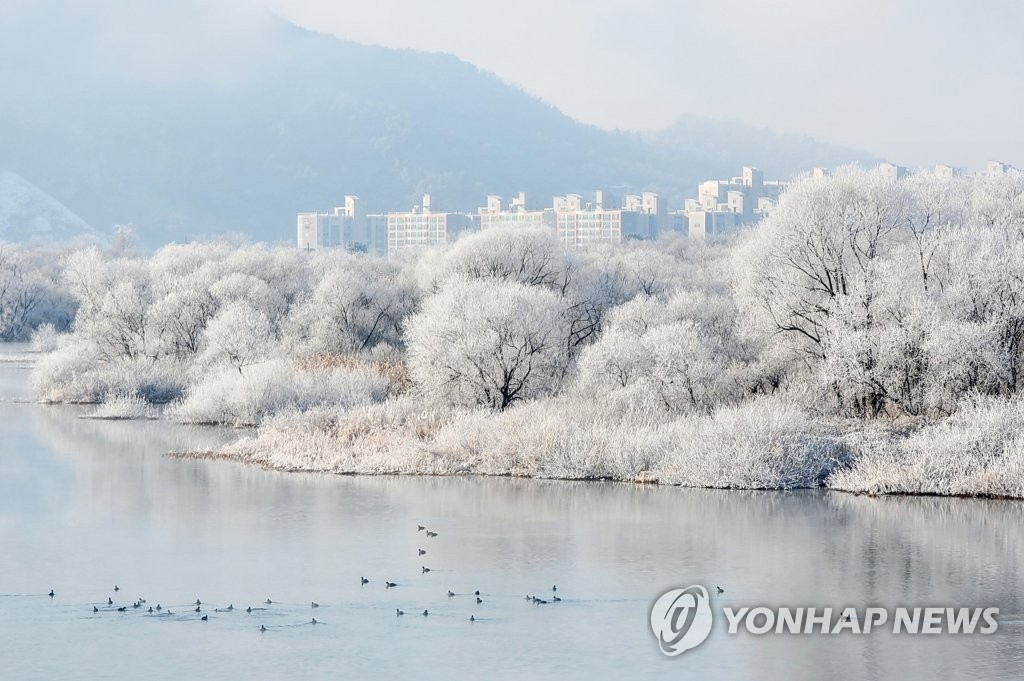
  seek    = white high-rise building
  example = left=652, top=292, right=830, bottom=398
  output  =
left=386, top=193, right=471, bottom=255
left=553, top=191, right=661, bottom=247
left=879, top=162, right=909, bottom=180
left=683, top=166, right=786, bottom=239
left=478, top=192, right=550, bottom=230
left=987, top=160, right=1016, bottom=176
left=297, top=195, right=363, bottom=251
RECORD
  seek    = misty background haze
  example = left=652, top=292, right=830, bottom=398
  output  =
left=264, top=0, right=1024, bottom=168
left=1, top=0, right=1018, bottom=244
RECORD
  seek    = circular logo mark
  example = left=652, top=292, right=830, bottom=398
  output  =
left=650, top=585, right=714, bottom=656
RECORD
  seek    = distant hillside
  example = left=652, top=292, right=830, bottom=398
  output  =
left=0, top=171, right=99, bottom=243
left=0, top=0, right=877, bottom=246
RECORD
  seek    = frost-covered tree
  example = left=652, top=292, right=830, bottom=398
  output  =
left=64, top=248, right=152, bottom=359
left=576, top=291, right=752, bottom=413
left=736, top=167, right=912, bottom=361
left=406, top=278, right=570, bottom=410
left=429, top=226, right=571, bottom=290
left=0, top=244, right=74, bottom=341
left=200, top=301, right=274, bottom=373
left=283, top=263, right=416, bottom=357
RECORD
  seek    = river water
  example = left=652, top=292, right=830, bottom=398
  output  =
left=0, top=350, right=1022, bottom=680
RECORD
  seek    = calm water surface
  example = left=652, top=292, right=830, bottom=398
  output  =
left=0, top=351, right=1022, bottom=680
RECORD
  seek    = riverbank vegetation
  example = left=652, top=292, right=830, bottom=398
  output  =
left=13, top=167, right=1024, bottom=497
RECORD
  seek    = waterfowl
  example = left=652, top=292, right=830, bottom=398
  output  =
left=155, top=604, right=162, bottom=611
left=133, top=602, right=140, bottom=609
left=418, top=549, right=426, bottom=556
left=246, top=606, right=252, bottom=613
left=311, top=618, right=318, bottom=625
left=396, top=609, right=404, bottom=616
left=386, top=582, right=397, bottom=588
left=422, top=566, right=431, bottom=574
left=201, top=615, right=208, bottom=621
left=448, top=590, right=455, bottom=597
left=360, top=577, right=369, bottom=585
left=469, top=615, right=475, bottom=622
left=476, top=597, right=482, bottom=604
left=226, top=604, right=233, bottom=611
left=107, top=598, right=113, bottom=606
left=260, top=625, right=266, bottom=632
left=195, top=599, right=202, bottom=606
left=422, top=610, right=429, bottom=616
left=552, top=585, right=557, bottom=592
left=48, top=590, right=54, bottom=598
left=311, top=602, right=319, bottom=608
left=148, top=607, right=153, bottom=613
left=474, top=590, right=480, bottom=596
left=417, top=525, right=425, bottom=531
left=117, top=606, right=127, bottom=612
left=114, top=585, right=120, bottom=592
left=525, top=595, right=532, bottom=600
left=426, top=531, right=438, bottom=538
left=265, top=598, right=273, bottom=604
left=195, top=606, right=201, bottom=613
left=536, top=599, right=548, bottom=605
left=553, top=596, right=561, bottom=602
left=93, top=606, right=98, bottom=613
left=716, top=586, right=724, bottom=594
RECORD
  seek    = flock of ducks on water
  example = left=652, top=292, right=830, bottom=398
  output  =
left=381, top=525, right=564, bottom=620
left=45, top=523, right=572, bottom=631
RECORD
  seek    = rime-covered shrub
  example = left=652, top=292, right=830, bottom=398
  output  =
left=209, top=393, right=847, bottom=489
left=29, top=323, right=62, bottom=353
left=32, top=344, right=186, bottom=403
left=169, top=360, right=389, bottom=426
left=829, top=396, right=1024, bottom=497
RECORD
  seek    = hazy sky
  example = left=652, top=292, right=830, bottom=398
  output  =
left=259, top=0, right=1024, bottom=169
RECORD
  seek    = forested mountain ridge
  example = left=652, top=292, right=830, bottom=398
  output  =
left=0, top=0, right=876, bottom=246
